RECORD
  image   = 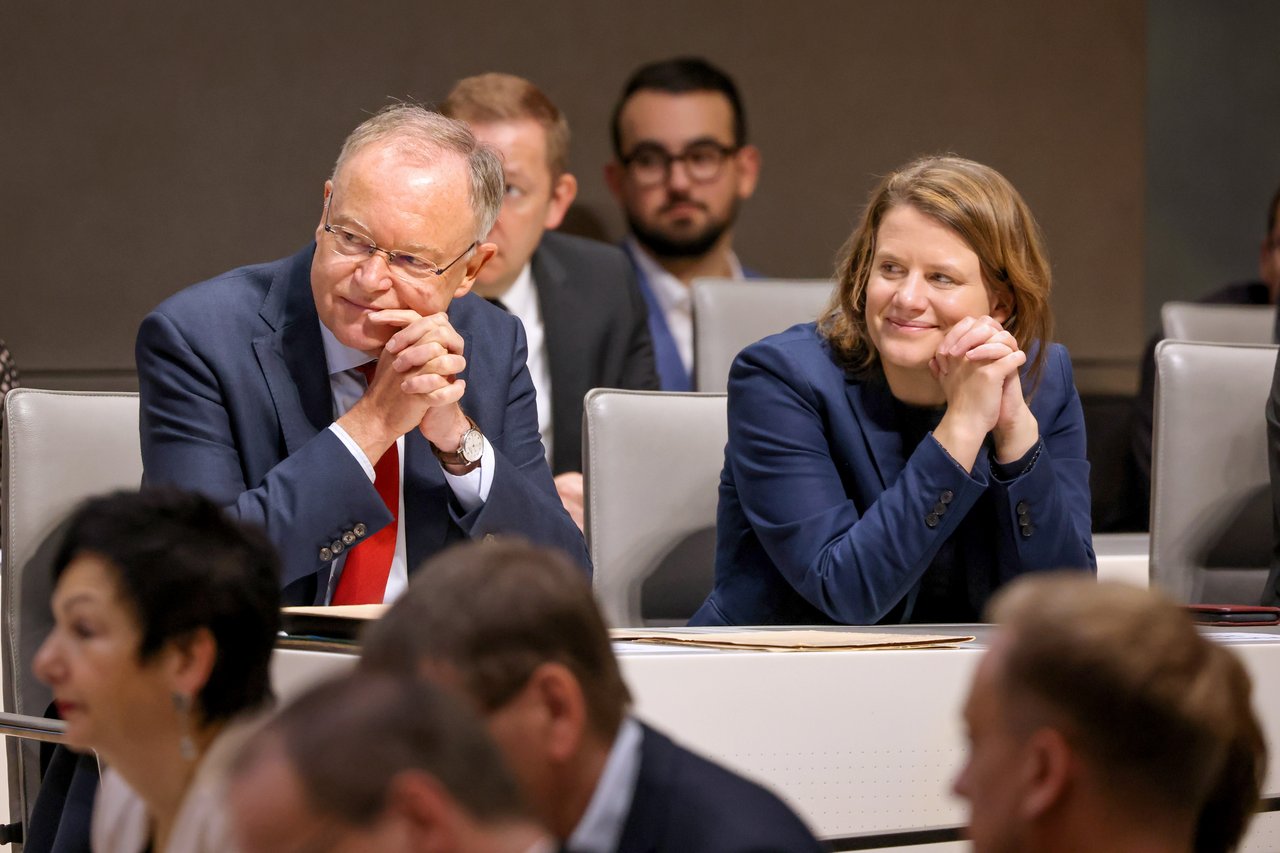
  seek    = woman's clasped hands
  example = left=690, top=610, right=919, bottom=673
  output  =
left=930, top=315, right=1040, bottom=469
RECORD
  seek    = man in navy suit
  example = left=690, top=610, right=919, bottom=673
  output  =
left=605, top=57, right=763, bottom=391
left=135, top=105, right=587, bottom=606
left=442, top=73, right=659, bottom=529
left=361, top=541, right=824, bottom=853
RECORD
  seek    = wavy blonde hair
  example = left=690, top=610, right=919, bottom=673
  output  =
left=819, top=155, right=1053, bottom=388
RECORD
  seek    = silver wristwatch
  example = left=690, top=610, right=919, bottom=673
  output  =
left=432, top=417, right=484, bottom=467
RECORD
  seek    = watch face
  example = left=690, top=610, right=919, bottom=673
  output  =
left=460, top=428, right=484, bottom=463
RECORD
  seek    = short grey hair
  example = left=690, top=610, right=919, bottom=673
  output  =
left=332, top=104, right=504, bottom=241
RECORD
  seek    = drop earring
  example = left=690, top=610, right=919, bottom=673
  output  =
left=172, top=691, right=197, bottom=761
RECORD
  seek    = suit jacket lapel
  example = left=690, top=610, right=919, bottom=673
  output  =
left=624, top=243, right=690, bottom=392
left=845, top=372, right=906, bottom=490
left=615, top=725, right=664, bottom=853
left=253, top=245, right=332, bottom=455
left=531, top=243, right=576, bottom=465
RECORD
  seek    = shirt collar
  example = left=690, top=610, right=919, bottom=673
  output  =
left=624, top=235, right=745, bottom=314
left=318, top=320, right=373, bottom=376
left=498, top=262, right=537, bottom=317
left=567, top=717, right=644, bottom=853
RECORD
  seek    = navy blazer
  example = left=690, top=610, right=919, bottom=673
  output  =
left=617, top=724, right=823, bottom=853
left=533, top=232, right=659, bottom=474
left=690, top=323, right=1094, bottom=626
left=136, top=244, right=588, bottom=605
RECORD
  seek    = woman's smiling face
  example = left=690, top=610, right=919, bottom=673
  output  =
left=864, top=204, right=1007, bottom=392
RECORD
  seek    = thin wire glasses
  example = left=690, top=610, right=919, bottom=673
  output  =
left=323, top=197, right=476, bottom=279
left=620, top=141, right=740, bottom=188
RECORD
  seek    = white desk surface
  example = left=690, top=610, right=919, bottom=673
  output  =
left=270, top=624, right=1280, bottom=851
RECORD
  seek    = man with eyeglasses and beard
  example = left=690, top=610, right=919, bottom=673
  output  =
left=605, top=57, right=763, bottom=391
left=135, top=105, right=588, bottom=607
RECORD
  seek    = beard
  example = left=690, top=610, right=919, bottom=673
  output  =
left=628, top=195, right=739, bottom=260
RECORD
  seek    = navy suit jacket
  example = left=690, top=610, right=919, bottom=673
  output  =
left=616, top=724, right=823, bottom=853
left=690, top=323, right=1095, bottom=626
left=136, top=244, right=588, bottom=605
left=533, top=232, right=659, bottom=474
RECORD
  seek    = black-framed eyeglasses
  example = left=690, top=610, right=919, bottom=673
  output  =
left=621, top=141, right=740, bottom=188
left=323, top=197, right=476, bottom=280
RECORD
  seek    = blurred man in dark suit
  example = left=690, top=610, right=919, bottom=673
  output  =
left=442, top=73, right=658, bottom=529
left=362, top=541, right=823, bottom=853
left=230, top=672, right=553, bottom=853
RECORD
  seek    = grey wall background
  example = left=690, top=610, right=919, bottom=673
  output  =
left=1144, top=0, right=1280, bottom=332
left=4, top=1, right=1261, bottom=396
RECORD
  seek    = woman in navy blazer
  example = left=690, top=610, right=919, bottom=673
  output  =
left=691, top=156, right=1095, bottom=626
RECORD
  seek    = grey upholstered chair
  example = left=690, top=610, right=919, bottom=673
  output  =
left=1150, top=341, right=1277, bottom=603
left=583, top=389, right=727, bottom=627
left=691, top=277, right=835, bottom=393
left=1160, top=301, right=1275, bottom=345
left=1, top=389, right=142, bottom=828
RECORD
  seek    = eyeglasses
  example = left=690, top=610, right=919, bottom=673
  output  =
left=323, top=197, right=476, bottom=280
left=620, top=141, right=739, bottom=188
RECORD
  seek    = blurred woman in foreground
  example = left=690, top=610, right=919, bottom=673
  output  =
left=692, top=155, right=1094, bottom=626
left=34, top=489, right=280, bottom=852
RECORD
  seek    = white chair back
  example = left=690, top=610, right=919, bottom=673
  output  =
left=583, top=389, right=726, bottom=627
left=1, top=389, right=141, bottom=825
left=1160, top=301, right=1274, bottom=344
left=692, top=277, right=834, bottom=392
left=1150, top=342, right=1275, bottom=602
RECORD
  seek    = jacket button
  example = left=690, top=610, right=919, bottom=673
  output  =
left=933, top=502, right=947, bottom=515
left=342, top=531, right=356, bottom=545
left=940, top=489, right=954, bottom=504
left=319, top=547, right=333, bottom=562
left=1020, top=524, right=1035, bottom=538
left=330, top=539, right=345, bottom=555
left=1016, top=500, right=1029, bottom=516
left=925, top=513, right=939, bottom=528
left=353, top=523, right=368, bottom=537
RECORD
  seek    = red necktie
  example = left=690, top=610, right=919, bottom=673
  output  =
left=331, top=362, right=399, bottom=605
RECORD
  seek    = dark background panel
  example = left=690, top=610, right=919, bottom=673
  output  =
left=3, top=0, right=1149, bottom=392
left=5, top=2, right=1279, bottom=397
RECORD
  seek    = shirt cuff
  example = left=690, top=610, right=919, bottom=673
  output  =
left=442, top=436, right=495, bottom=512
left=328, top=422, right=375, bottom=482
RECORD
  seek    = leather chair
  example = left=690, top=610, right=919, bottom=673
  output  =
left=1160, top=301, right=1275, bottom=344
left=692, top=277, right=834, bottom=392
left=1150, top=342, right=1276, bottom=602
left=1, top=389, right=141, bottom=831
left=583, top=389, right=726, bottom=627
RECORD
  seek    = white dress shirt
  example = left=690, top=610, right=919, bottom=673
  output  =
left=624, top=235, right=746, bottom=377
left=320, top=322, right=494, bottom=603
left=499, top=263, right=554, bottom=467
left=566, top=717, right=644, bottom=853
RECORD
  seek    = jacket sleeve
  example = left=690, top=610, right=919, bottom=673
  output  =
left=136, top=309, right=390, bottom=593
left=450, top=316, right=591, bottom=570
left=987, top=347, right=1096, bottom=580
left=724, top=342, right=991, bottom=623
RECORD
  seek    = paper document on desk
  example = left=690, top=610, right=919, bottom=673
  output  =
left=280, top=604, right=388, bottom=641
left=609, top=629, right=974, bottom=651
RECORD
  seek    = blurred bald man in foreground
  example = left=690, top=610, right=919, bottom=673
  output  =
left=954, top=575, right=1266, bottom=853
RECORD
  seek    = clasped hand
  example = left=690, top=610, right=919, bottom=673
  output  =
left=929, top=316, right=1039, bottom=468
left=339, top=310, right=471, bottom=463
